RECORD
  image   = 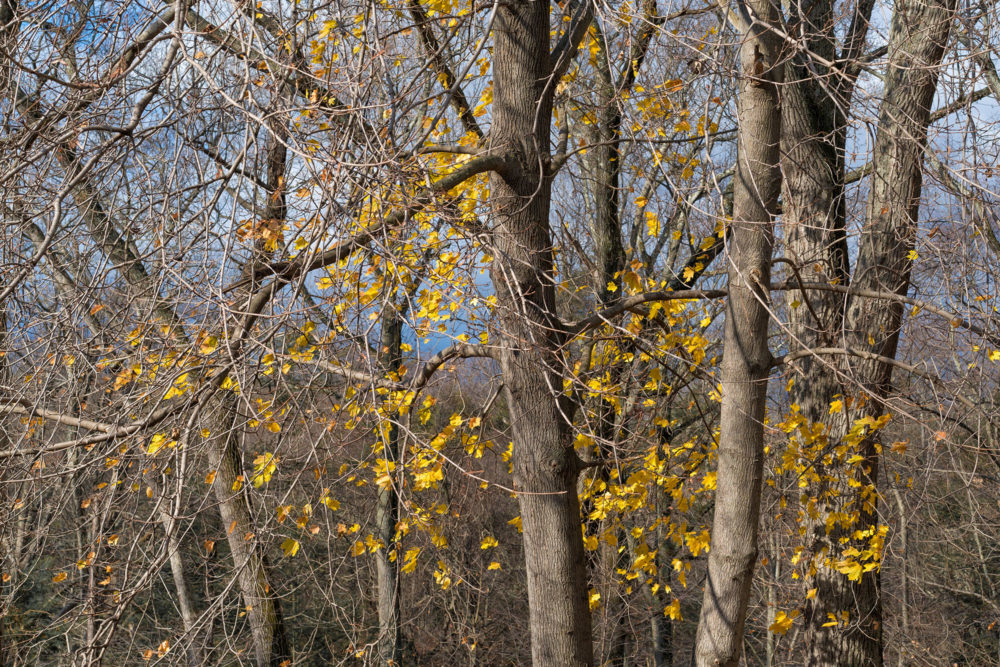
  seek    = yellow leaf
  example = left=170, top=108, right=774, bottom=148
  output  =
left=768, top=610, right=799, bottom=635
left=281, top=538, right=301, bottom=557
left=487, top=561, right=501, bottom=571
left=401, top=547, right=420, bottom=573
left=199, top=335, right=219, bottom=355
left=480, top=536, right=498, bottom=550
left=835, top=559, right=864, bottom=582
left=52, top=572, right=68, bottom=583
left=252, top=452, right=278, bottom=487
left=147, top=433, right=169, bottom=456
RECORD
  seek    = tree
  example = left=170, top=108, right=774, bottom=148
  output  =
left=694, top=0, right=782, bottom=662
left=1, top=0, right=998, bottom=665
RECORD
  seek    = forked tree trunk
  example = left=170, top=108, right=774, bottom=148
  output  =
left=488, top=1, right=593, bottom=663
left=693, top=2, right=782, bottom=663
left=803, top=0, right=956, bottom=662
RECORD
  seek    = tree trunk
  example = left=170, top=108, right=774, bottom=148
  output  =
left=694, top=4, right=782, bottom=663
left=780, top=0, right=850, bottom=427
left=803, top=0, right=955, bottom=662
left=488, top=1, right=593, bottom=663
left=375, top=310, right=403, bottom=665
left=205, top=110, right=294, bottom=667
left=208, top=413, right=291, bottom=666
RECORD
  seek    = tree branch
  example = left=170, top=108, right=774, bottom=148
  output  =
left=407, top=0, right=484, bottom=140
left=231, top=152, right=507, bottom=293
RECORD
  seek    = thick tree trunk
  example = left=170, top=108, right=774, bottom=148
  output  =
left=488, top=1, right=593, bottom=664
left=694, top=3, right=782, bottom=663
left=780, top=0, right=850, bottom=426
left=375, top=310, right=403, bottom=665
left=779, top=0, right=854, bottom=659
left=801, top=0, right=955, bottom=663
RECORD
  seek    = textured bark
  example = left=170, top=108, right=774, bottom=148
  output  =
left=694, top=3, right=782, bottom=663
left=802, top=0, right=956, bottom=662
left=779, top=1, right=855, bottom=659
left=208, top=414, right=290, bottom=666
left=780, top=0, right=850, bottom=427
left=205, top=115, right=293, bottom=667
left=588, top=22, right=627, bottom=667
left=375, top=311, right=403, bottom=665
left=488, top=1, right=593, bottom=663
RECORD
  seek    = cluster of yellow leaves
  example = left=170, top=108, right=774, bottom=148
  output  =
left=252, top=452, right=279, bottom=488
left=772, top=404, right=891, bottom=584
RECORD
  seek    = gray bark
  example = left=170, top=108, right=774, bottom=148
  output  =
left=488, top=1, right=593, bottom=663
left=375, top=310, right=403, bottom=665
left=693, top=2, right=782, bottom=662
left=802, top=0, right=956, bottom=662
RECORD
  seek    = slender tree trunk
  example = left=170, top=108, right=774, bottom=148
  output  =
left=588, top=24, right=629, bottom=667
left=205, top=111, right=293, bottom=667
left=891, top=488, right=908, bottom=667
left=802, top=0, right=955, bottom=662
left=587, top=11, right=664, bottom=661
left=694, top=3, right=782, bottom=663
left=488, top=1, right=593, bottom=663
left=649, top=470, right=675, bottom=667
left=43, top=91, right=293, bottom=665
left=208, top=415, right=290, bottom=665
left=375, top=310, right=403, bottom=665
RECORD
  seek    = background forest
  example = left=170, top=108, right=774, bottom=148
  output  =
left=0, top=0, right=998, bottom=664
